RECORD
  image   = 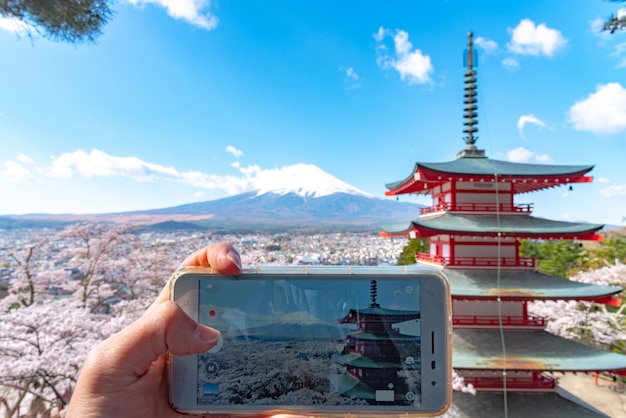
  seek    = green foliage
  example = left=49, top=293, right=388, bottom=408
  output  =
left=520, top=239, right=584, bottom=278
left=520, top=234, right=626, bottom=278
left=586, top=236, right=626, bottom=269
left=397, top=239, right=428, bottom=266
left=603, top=0, right=626, bottom=33
left=0, top=0, right=114, bottom=44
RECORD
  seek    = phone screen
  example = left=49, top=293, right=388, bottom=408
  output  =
left=195, top=277, right=422, bottom=407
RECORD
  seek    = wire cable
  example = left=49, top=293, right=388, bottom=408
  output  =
left=479, top=75, right=508, bottom=418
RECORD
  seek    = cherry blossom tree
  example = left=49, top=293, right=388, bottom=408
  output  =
left=57, top=222, right=131, bottom=312
left=529, top=261, right=626, bottom=353
left=0, top=299, right=130, bottom=416
left=1, top=235, right=71, bottom=312
left=0, top=223, right=141, bottom=416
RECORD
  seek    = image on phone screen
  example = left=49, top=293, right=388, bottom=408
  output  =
left=195, top=277, right=422, bottom=407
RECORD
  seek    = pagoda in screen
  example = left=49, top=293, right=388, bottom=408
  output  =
left=381, top=32, right=626, bottom=416
left=332, top=280, right=421, bottom=404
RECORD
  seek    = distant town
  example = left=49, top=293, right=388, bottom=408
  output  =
left=0, top=227, right=407, bottom=299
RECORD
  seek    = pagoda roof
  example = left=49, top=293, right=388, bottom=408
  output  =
left=385, top=157, right=594, bottom=196
left=381, top=213, right=603, bottom=240
left=338, top=306, right=420, bottom=323
left=451, top=390, right=608, bottom=418
left=329, top=373, right=377, bottom=400
left=347, top=331, right=421, bottom=341
left=444, top=269, right=622, bottom=300
left=453, top=329, right=626, bottom=372
left=330, top=373, right=410, bottom=401
left=332, top=352, right=420, bottom=369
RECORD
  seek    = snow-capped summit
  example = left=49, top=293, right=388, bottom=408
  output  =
left=251, top=164, right=373, bottom=198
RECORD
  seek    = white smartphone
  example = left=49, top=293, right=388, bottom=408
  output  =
left=169, top=265, right=452, bottom=416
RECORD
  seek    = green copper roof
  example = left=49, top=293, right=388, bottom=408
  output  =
left=347, top=331, right=422, bottom=341
left=451, top=390, right=608, bottom=418
left=382, top=213, right=603, bottom=237
left=444, top=269, right=622, bottom=299
left=420, top=158, right=593, bottom=177
left=386, top=158, right=593, bottom=191
left=332, top=353, right=419, bottom=369
left=330, top=373, right=410, bottom=401
left=453, top=329, right=626, bottom=371
left=329, top=373, right=377, bottom=400
left=346, top=306, right=420, bottom=317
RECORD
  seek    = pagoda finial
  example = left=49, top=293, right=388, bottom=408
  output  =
left=457, top=31, right=485, bottom=159
left=370, top=280, right=380, bottom=307
left=467, top=31, right=475, bottom=72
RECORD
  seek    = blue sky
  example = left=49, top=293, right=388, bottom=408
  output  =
left=1, top=1, right=625, bottom=226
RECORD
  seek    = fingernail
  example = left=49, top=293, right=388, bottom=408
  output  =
left=226, top=249, right=242, bottom=270
left=196, top=325, right=221, bottom=344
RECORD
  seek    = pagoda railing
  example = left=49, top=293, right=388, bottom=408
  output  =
left=453, top=315, right=545, bottom=328
left=416, top=253, right=536, bottom=268
left=420, top=202, right=533, bottom=215
left=461, top=374, right=556, bottom=391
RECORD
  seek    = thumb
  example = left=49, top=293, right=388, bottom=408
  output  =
left=105, top=301, right=221, bottom=379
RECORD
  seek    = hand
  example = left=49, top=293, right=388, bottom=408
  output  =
left=66, top=243, right=242, bottom=418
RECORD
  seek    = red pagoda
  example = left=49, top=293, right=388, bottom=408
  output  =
left=332, top=280, right=421, bottom=404
left=381, top=32, right=626, bottom=417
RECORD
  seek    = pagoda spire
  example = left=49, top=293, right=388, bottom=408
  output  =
left=369, top=280, right=380, bottom=307
left=457, top=31, right=485, bottom=159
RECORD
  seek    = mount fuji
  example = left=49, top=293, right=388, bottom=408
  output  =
left=133, top=164, right=420, bottom=231
left=1, top=164, right=421, bottom=232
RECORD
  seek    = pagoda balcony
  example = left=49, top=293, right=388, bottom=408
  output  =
left=416, top=253, right=536, bottom=269
left=453, top=315, right=545, bottom=329
left=460, top=374, right=556, bottom=392
left=420, top=202, right=533, bottom=216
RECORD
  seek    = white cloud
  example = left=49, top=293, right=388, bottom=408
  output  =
left=0, top=161, right=32, bottom=182
left=517, top=114, right=546, bottom=136
left=507, top=147, right=534, bottom=163
left=474, top=36, right=498, bottom=54
left=42, top=149, right=360, bottom=197
left=502, top=58, right=519, bottom=71
left=46, top=149, right=249, bottom=193
left=0, top=16, right=33, bottom=36
left=589, top=18, right=605, bottom=35
left=374, top=27, right=434, bottom=85
left=126, top=0, right=218, bottom=30
left=600, top=184, right=626, bottom=198
left=612, top=42, right=626, bottom=68
left=17, top=153, right=34, bottom=163
left=568, top=82, right=626, bottom=135
left=231, top=161, right=260, bottom=176
left=373, top=26, right=386, bottom=43
left=596, top=177, right=611, bottom=184
left=339, top=66, right=362, bottom=89
left=6, top=149, right=376, bottom=207
left=507, top=147, right=553, bottom=164
left=507, top=19, right=567, bottom=57
left=343, top=67, right=359, bottom=81
left=225, top=145, right=243, bottom=157
left=613, top=42, right=626, bottom=55
left=534, top=153, right=554, bottom=164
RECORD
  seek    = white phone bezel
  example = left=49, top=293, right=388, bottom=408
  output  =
left=169, top=266, right=452, bottom=416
